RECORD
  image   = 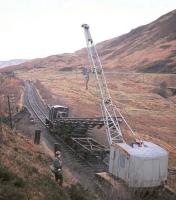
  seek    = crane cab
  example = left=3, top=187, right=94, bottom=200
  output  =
left=109, top=141, right=168, bottom=188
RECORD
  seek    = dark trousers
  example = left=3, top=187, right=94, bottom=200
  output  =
left=55, top=173, right=63, bottom=186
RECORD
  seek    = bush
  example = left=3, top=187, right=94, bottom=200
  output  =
left=38, top=175, right=69, bottom=200
left=0, top=185, right=25, bottom=200
left=0, top=164, right=24, bottom=187
left=67, top=183, right=97, bottom=200
left=0, top=164, right=25, bottom=200
left=156, top=81, right=168, bottom=98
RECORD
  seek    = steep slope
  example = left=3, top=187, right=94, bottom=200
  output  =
left=0, top=125, right=98, bottom=200
left=1, top=9, right=176, bottom=73
left=0, top=125, right=69, bottom=200
left=97, top=9, right=176, bottom=72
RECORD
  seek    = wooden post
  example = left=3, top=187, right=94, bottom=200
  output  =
left=7, top=95, right=13, bottom=129
left=75, top=67, right=77, bottom=80
left=54, top=143, right=61, bottom=156
left=0, top=118, right=3, bottom=145
left=0, top=116, right=2, bottom=132
left=34, top=130, right=41, bottom=144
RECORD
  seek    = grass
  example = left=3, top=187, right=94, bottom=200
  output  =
left=0, top=76, right=23, bottom=118
left=15, top=68, right=176, bottom=191
left=0, top=164, right=26, bottom=200
left=0, top=125, right=99, bottom=200
left=0, top=164, right=24, bottom=187
left=16, top=69, right=176, bottom=145
left=67, top=183, right=97, bottom=200
left=35, top=175, right=69, bottom=200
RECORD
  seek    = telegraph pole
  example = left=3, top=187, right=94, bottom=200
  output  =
left=0, top=117, right=2, bottom=145
left=7, top=95, right=13, bottom=129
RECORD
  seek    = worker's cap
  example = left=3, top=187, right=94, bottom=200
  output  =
left=55, top=151, right=61, bottom=156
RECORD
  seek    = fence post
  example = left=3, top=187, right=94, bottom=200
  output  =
left=34, top=130, right=41, bottom=144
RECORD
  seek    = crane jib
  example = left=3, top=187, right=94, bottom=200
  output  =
left=82, top=24, right=169, bottom=189
left=82, top=24, right=124, bottom=145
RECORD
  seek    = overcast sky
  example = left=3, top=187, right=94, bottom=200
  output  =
left=0, top=0, right=175, bottom=60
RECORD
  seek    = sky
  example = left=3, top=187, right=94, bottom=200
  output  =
left=0, top=0, right=175, bottom=60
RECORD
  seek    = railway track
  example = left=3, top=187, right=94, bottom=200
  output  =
left=24, top=80, right=176, bottom=200
left=25, top=81, right=108, bottom=168
left=25, top=81, right=109, bottom=199
left=30, top=83, right=49, bottom=116
left=26, top=81, right=48, bottom=125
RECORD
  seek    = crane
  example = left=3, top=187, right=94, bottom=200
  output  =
left=82, top=24, right=168, bottom=188
left=82, top=24, right=136, bottom=145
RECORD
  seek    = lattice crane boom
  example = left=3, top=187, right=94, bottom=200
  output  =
left=82, top=24, right=168, bottom=189
left=82, top=24, right=124, bottom=145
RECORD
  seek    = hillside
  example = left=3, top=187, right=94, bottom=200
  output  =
left=0, top=76, right=98, bottom=200
left=0, top=125, right=98, bottom=200
left=0, top=76, right=23, bottom=118
left=96, top=9, right=176, bottom=73
left=0, top=8, right=176, bottom=200
left=2, top=9, right=176, bottom=73
left=16, top=68, right=176, bottom=163
left=0, top=59, right=27, bottom=68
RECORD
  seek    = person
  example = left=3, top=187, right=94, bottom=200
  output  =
left=51, top=150, right=63, bottom=186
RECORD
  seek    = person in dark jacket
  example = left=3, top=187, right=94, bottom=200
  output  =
left=51, top=151, right=63, bottom=186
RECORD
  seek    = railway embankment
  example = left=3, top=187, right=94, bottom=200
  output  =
left=0, top=125, right=98, bottom=200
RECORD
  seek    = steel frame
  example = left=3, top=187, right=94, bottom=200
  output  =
left=71, top=137, right=109, bottom=153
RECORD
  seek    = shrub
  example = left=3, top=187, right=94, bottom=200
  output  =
left=0, top=164, right=26, bottom=200
left=67, top=183, right=97, bottom=200
left=0, top=185, right=25, bottom=200
left=38, top=175, right=69, bottom=200
left=0, top=164, right=24, bottom=187
left=156, top=81, right=168, bottom=98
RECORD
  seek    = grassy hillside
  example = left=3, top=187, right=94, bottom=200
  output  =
left=0, top=59, right=27, bottom=68
left=1, top=9, right=176, bottom=73
left=0, top=76, right=98, bottom=200
left=0, top=125, right=98, bottom=200
left=97, top=9, right=176, bottom=72
left=0, top=76, right=24, bottom=123
left=16, top=68, right=176, bottom=167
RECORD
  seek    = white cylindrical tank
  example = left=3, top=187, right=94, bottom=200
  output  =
left=109, top=141, right=168, bottom=188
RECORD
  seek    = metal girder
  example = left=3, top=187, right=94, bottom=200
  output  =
left=71, top=137, right=109, bottom=152
left=55, top=117, right=122, bottom=127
